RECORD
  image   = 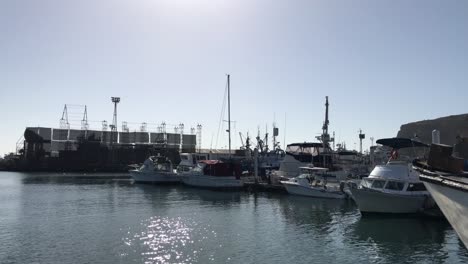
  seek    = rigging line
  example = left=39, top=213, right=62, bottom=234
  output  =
left=64, top=104, right=85, bottom=106
left=215, top=78, right=228, bottom=149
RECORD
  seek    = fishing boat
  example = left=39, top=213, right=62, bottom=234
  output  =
left=252, top=126, right=286, bottom=174
left=281, top=166, right=347, bottom=199
left=129, top=155, right=180, bottom=183
left=350, top=138, right=435, bottom=214
left=271, top=97, right=364, bottom=183
left=414, top=143, right=468, bottom=248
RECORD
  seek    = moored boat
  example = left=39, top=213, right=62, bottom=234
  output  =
left=281, top=167, right=347, bottom=199
left=414, top=142, right=468, bottom=249
left=130, top=156, right=180, bottom=183
left=350, top=138, right=435, bottom=214
left=181, top=160, right=243, bottom=189
left=417, top=169, right=468, bottom=248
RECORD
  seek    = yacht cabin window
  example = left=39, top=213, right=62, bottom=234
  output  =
left=385, top=181, right=405, bottom=191
left=407, top=183, right=427, bottom=192
left=371, top=180, right=386, bottom=189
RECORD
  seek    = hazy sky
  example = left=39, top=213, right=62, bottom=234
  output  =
left=1, top=0, right=468, bottom=155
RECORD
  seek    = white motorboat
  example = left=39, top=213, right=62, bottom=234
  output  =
left=351, top=138, right=435, bottom=214
left=130, top=156, right=180, bottom=183
left=181, top=160, right=243, bottom=189
left=272, top=142, right=334, bottom=179
left=177, top=153, right=210, bottom=173
left=281, top=167, right=347, bottom=199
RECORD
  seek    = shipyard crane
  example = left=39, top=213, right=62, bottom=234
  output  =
left=256, top=130, right=265, bottom=154
left=322, top=96, right=330, bottom=145
left=239, top=132, right=245, bottom=149
left=316, top=96, right=332, bottom=149
left=239, top=132, right=252, bottom=151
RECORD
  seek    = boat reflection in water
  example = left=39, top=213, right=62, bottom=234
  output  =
left=276, top=194, right=467, bottom=263
left=277, top=194, right=354, bottom=237
left=348, top=217, right=461, bottom=263
left=20, top=172, right=130, bottom=185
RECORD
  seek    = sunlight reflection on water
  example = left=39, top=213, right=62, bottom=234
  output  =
left=122, top=216, right=212, bottom=263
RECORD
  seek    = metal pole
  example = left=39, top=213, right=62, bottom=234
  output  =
left=254, top=148, right=258, bottom=184
left=227, top=74, right=231, bottom=159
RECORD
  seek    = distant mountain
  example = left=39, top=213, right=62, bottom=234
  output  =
left=397, top=114, right=468, bottom=146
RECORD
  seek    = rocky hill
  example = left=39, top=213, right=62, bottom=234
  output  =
left=397, top=114, right=468, bottom=145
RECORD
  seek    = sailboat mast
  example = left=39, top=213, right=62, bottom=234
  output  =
left=227, top=74, right=231, bottom=159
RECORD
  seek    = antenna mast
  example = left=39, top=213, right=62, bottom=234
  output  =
left=319, top=96, right=331, bottom=149
left=322, top=96, right=329, bottom=141
left=197, top=124, right=202, bottom=153
left=359, top=129, right=365, bottom=154
left=111, top=97, right=120, bottom=145
left=321, top=96, right=331, bottom=167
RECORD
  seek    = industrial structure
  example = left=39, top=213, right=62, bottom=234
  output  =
left=16, top=98, right=201, bottom=172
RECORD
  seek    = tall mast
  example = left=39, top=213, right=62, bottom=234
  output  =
left=227, top=74, right=231, bottom=159
left=322, top=96, right=330, bottom=168
left=322, top=96, right=329, bottom=139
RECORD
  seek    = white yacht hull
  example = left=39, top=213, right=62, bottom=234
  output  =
left=281, top=182, right=346, bottom=199
left=182, top=175, right=243, bottom=189
left=130, top=170, right=181, bottom=183
left=351, top=187, right=428, bottom=214
left=422, top=179, right=468, bottom=249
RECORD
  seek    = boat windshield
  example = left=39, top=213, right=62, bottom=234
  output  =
left=385, top=181, right=405, bottom=191
left=177, top=165, right=191, bottom=172
left=299, top=167, right=328, bottom=174
left=371, top=179, right=386, bottom=189
left=297, top=173, right=311, bottom=179
left=361, top=178, right=373, bottom=188
left=407, top=183, right=426, bottom=191
left=193, top=163, right=206, bottom=173
left=286, top=145, right=323, bottom=156
left=156, top=163, right=171, bottom=171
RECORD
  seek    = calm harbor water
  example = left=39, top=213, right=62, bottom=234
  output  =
left=0, top=172, right=467, bottom=264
